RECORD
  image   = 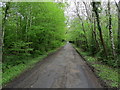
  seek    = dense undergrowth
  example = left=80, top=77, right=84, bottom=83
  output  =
left=74, top=45, right=119, bottom=88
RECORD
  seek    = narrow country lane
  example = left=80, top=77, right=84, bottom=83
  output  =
left=5, top=43, right=102, bottom=88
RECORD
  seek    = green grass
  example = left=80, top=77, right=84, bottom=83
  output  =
left=2, top=45, right=64, bottom=86
left=73, top=45, right=119, bottom=88
left=93, top=64, right=119, bottom=87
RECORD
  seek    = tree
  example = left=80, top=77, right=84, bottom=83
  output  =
left=2, top=2, right=66, bottom=63
left=118, top=1, right=120, bottom=53
left=108, top=0, right=116, bottom=57
left=91, top=2, right=108, bottom=58
left=2, top=2, right=10, bottom=47
left=66, top=0, right=118, bottom=67
left=74, top=1, right=88, bottom=50
left=83, top=1, right=100, bottom=54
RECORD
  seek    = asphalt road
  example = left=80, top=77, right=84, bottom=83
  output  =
left=4, top=43, right=102, bottom=88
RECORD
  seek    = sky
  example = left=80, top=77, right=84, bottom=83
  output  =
left=64, top=0, right=119, bottom=20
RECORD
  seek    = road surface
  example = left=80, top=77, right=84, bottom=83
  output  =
left=5, top=43, right=102, bottom=88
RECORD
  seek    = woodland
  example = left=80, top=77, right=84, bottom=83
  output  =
left=66, top=1, right=120, bottom=87
left=66, top=1, right=120, bottom=68
left=2, top=2, right=66, bottom=85
left=1, top=0, right=120, bottom=88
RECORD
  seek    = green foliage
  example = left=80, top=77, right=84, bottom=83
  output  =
left=2, top=2, right=66, bottom=85
left=93, top=64, right=119, bottom=87
left=10, top=41, right=33, bottom=56
left=67, top=9, right=118, bottom=67
left=2, top=55, right=47, bottom=85
left=3, top=2, right=66, bottom=59
left=74, top=45, right=119, bottom=88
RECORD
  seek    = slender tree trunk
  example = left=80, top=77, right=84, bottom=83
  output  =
left=26, top=16, right=28, bottom=42
left=74, top=2, right=89, bottom=50
left=93, top=13, right=100, bottom=51
left=20, top=16, right=22, bottom=41
left=114, top=0, right=120, bottom=12
left=83, top=1, right=99, bottom=53
left=16, top=13, right=18, bottom=42
left=92, top=2, right=108, bottom=58
left=29, top=6, right=32, bottom=49
left=2, top=2, right=10, bottom=47
left=2, top=2, right=10, bottom=61
left=0, top=7, right=2, bottom=79
left=108, top=0, right=116, bottom=57
left=78, top=14, right=89, bottom=49
left=83, top=1, right=92, bottom=22
left=118, top=1, right=120, bottom=53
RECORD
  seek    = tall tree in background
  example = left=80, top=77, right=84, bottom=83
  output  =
left=74, top=1, right=88, bottom=50
left=83, top=1, right=100, bottom=54
left=2, top=2, right=10, bottom=47
left=118, top=1, right=120, bottom=53
left=92, top=2, right=108, bottom=58
left=108, top=0, right=116, bottom=57
left=67, top=1, right=118, bottom=67
left=2, top=2, right=66, bottom=63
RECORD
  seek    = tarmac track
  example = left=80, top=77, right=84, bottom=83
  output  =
left=4, top=43, right=102, bottom=88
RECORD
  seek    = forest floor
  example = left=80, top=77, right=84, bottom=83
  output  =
left=4, top=43, right=102, bottom=88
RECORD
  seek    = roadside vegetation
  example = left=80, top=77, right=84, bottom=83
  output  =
left=1, top=1, right=120, bottom=88
left=2, top=47, right=65, bottom=85
left=2, top=2, right=66, bottom=85
left=74, top=46, right=119, bottom=87
left=66, top=1, right=120, bottom=88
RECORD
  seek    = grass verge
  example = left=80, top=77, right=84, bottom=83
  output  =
left=73, top=45, right=119, bottom=88
left=2, top=44, right=64, bottom=86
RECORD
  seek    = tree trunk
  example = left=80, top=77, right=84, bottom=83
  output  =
left=92, top=2, right=108, bottom=58
left=2, top=2, right=10, bottom=61
left=108, top=0, right=116, bottom=57
left=83, top=1, right=99, bottom=53
left=26, top=16, right=29, bottom=41
left=2, top=2, right=10, bottom=47
left=77, top=14, right=89, bottom=49
left=74, top=2, right=89, bottom=50
left=93, top=13, right=100, bottom=52
left=16, top=13, right=18, bottom=42
left=118, top=1, right=120, bottom=53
